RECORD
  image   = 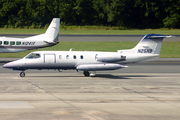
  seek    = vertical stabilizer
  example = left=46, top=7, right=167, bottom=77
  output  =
left=133, top=34, right=171, bottom=54
left=44, top=18, right=60, bottom=43
left=118, top=34, right=172, bottom=54
left=24, top=18, right=60, bottom=43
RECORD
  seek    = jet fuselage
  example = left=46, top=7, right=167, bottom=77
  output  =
left=3, top=51, right=159, bottom=71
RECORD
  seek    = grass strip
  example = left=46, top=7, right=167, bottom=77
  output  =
left=0, top=41, right=179, bottom=58
left=0, top=28, right=180, bottom=35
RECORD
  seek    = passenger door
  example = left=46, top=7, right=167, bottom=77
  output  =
left=44, top=54, right=56, bottom=64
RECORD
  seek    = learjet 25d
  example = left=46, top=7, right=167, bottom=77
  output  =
left=0, top=18, right=60, bottom=53
left=3, top=34, right=172, bottom=77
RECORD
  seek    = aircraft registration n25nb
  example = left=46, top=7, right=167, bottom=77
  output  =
left=0, top=18, right=60, bottom=53
left=3, top=34, right=172, bottom=77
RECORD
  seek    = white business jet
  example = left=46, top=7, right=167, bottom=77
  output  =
left=0, top=18, right=60, bottom=52
left=3, top=34, right=172, bottom=77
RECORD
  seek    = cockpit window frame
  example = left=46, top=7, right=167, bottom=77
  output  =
left=25, top=53, right=41, bottom=59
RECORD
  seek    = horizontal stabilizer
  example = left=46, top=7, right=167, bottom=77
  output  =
left=147, top=35, right=172, bottom=39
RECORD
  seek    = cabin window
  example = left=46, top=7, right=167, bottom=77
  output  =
left=0, top=41, right=2, bottom=45
left=10, top=41, right=15, bottom=45
left=4, top=41, right=9, bottom=45
left=16, top=41, right=21, bottom=45
left=80, top=55, right=83, bottom=59
left=73, top=55, right=76, bottom=59
left=59, top=55, right=62, bottom=59
left=26, top=53, right=41, bottom=59
left=66, top=55, right=69, bottom=59
left=95, top=54, right=98, bottom=60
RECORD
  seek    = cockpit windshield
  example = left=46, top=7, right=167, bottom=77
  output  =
left=26, top=53, right=41, bottom=59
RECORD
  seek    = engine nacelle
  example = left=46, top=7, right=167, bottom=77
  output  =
left=95, top=54, right=126, bottom=63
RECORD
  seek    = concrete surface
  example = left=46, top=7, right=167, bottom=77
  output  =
left=0, top=71, right=180, bottom=120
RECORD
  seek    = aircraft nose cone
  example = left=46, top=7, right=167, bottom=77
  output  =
left=3, top=63, right=13, bottom=68
left=3, top=64, right=7, bottom=68
left=3, top=60, right=23, bottom=69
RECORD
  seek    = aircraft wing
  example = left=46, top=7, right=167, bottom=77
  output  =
left=76, top=64, right=128, bottom=71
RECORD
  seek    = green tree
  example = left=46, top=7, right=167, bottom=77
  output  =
left=163, top=0, right=180, bottom=28
left=0, top=0, right=180, bottom=28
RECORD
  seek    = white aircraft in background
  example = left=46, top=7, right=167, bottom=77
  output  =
left=3, top=34, right=172, bottom=77
left=0, top=18, right=60, bottom=53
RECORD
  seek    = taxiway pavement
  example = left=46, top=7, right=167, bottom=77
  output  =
left=0, top=59, right=180, bottom=120
left=0, top=73, right=180, bottom=120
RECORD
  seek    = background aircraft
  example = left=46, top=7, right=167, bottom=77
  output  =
left=0, top=18, right=60, bottom=53
left=3, top=34, right=172, bottom=77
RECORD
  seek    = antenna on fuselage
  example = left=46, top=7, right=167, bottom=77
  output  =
left=69, top=48, right=74, bottom=51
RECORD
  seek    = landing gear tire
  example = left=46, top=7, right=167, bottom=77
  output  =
left=83, top=71, right=90, bottom=77
left=90, top=71, right=96, bottom=77
left=20, top=72, right=25, bottom=77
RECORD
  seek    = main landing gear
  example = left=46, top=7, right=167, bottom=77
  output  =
left=20, top=71, right=25, bottom=77
left=83, top=71, right=96, bottom=77
left=83, top=71, right=90, bottom=76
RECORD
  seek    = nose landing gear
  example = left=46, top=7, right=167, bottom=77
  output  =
left=20, top=71, right=25, bottom=77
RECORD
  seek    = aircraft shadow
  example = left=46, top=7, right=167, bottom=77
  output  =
left=27, top=74, right=150, bottom=79
left=94, top=74, right=150, bottom=79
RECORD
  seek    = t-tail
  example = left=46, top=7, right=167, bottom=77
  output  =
left=118, top=34, right=172, bottom=62
left=119, top=34, right=172, bottom=54
left=132, top=34, right=172, bottom=54
left=24, top=18, right=60, bottom=44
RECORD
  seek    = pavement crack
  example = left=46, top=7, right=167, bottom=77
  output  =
left=121, top=87, right=160, bottom=101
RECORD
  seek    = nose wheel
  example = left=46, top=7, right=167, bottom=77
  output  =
left=20, top=71, right=25, bottom=77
